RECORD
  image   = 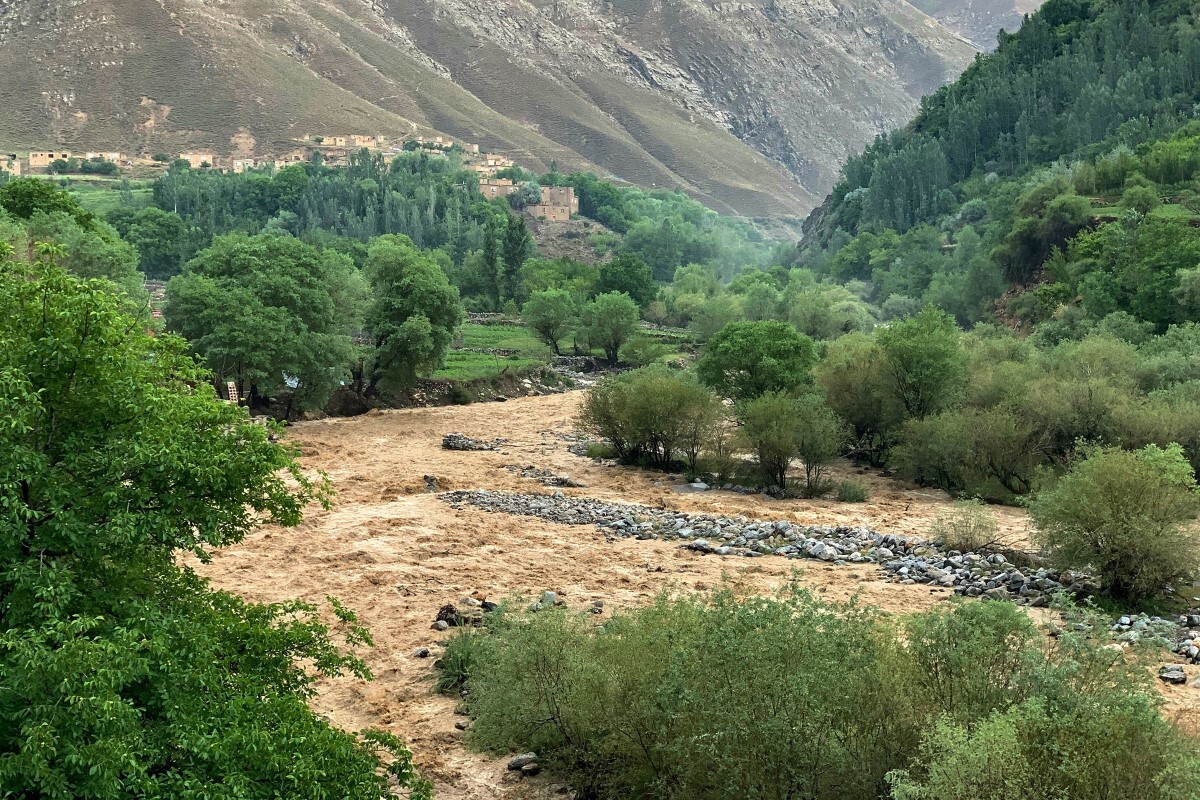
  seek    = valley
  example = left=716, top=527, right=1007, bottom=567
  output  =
left=193, top=390, right=1200, bottom=798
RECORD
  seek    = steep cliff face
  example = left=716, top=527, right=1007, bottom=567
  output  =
left=0, top=0, right=978, bottom=217
left=907, top=0, right=1041, bottom=49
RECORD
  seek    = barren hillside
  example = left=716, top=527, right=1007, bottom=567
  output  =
left=908, top=0, right=1043, bottom=49
left=0, top=0, right=979, bottom=217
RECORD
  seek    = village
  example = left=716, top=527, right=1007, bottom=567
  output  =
left=0, top=133, right=580, bottom=222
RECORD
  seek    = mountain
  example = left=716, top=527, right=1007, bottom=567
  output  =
left=907, top=0, right=1043, bottom=49
left=0, top=0, right=977, bottom=218
left=791, top=0, right=1200, bottom=329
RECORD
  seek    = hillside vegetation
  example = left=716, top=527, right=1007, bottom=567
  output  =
left=795, top=0, right=1200, bottom=331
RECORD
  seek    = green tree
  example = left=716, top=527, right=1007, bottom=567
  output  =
left=165, top=232, right=365, bottom=411
left=740, top=391, right=846, bottom=493
left=509, top=180, right=544, bottom=210
left=792, top=393, right=849, bottom=496
left=0, top=177, right=95, bottom=228
left=740, top=392, right=801, bottom=488
left=581, top=291, right=639, bottom=363
left=24, top=212, right=146, bottom=301
left=595, top=254, right=657, bottom=307
left=522, top=289, right=575, bottom=355
left=362, top=235, right=463, bottom=393
left=520, top=256, right=599, bottom=301
left=1031, top=443, right=1200, bottom=602
left=696, top=320, right=817, bottom=402
left=876, top=307, right=966, bottom=419
left=1122, top=184, right=1162, bottom=215
left=0, top=260, right=430, bottom=799
left=688, top=293, right=743, bottom=342
left=816, top=333, right=905, bottom=465
left=741, top=281, right=782, bottom=321
left=502, top=215, right=534, bottom=303
left=113, top=207, right=196, bottom=279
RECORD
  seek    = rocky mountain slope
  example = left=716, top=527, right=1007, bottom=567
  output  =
left=0, top=0, right=979, bottom=217
left=908, top=0, right=1042, bottom=49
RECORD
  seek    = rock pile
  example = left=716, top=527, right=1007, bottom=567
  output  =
left=506, top=464, right=586, bottom=488
left=439, top=490, right=1084, bottom=606
left=442, top=433, right=504, bottom=451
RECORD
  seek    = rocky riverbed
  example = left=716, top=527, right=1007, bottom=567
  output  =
left=440, top=489, right=1093, bottom=606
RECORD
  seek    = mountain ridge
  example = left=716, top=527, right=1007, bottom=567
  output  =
left=0, top=0, right=996, bottom=217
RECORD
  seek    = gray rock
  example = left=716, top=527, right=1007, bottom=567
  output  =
left=508, top=753, right=539, bottom=771
left=413, top=647, right=432, bottom=658
left=1159, top=666, right=1188, bottom=685
left=431, top=620, right=450, bottom=631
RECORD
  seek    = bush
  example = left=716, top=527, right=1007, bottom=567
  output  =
left=456, top=591, right=1197, bottom=800
left=1122, top=184, right=1162, bottom=215
left=928, top=499, right=1001, bottom=552
left=576, top=367, right=721, bottom=471
left=618, top=334, right=670, bottom=367
left=585, top=442, right=616, bottom=459
left=741, top=391, right=848, bottom=493
left=448, top=385, right=474, bottom=405
left=436, top=629, right=494, bottom=694
left=1030, top=443, right=1200, bottom=602
left=837, top=480, right=870, bottom=503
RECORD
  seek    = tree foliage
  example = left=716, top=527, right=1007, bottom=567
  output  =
left=0, top=261, right=429, bottom=799
left=695, top=320, right=817, bottom=402
left=361, top=235, right=463, bottom=393
left=1031, top=443, right=1200, bottom=601
left=580, top=292, right=640, bottom=363
left=455, top=590, right=1197, bottom=800
left=522, top=289, right=576, bottom=355
left=165, top=232, right=365, bottom=411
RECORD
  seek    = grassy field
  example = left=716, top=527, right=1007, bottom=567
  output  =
left=432, top=322, right=549, bottom=381
left=62, top=177, right=155, bottom=214
left=1092, top=200, right=1200, bottom=221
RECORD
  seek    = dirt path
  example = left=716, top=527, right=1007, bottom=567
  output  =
left=193, top=391, right=1191, bottom=796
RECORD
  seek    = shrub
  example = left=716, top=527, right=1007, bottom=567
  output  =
left=1121, top=184, right=1161, bottom=215
left=456, top=591, right=1197, bottom=800
left=1030, top=443, right=1200, bottom=602
left=928, top=499, right=1001, bottom=552
left=576, top=367, right=721, bottom=471
left=837, top=480, right=870, bottom=503
left=618, top=334, right=670, bottom=367
left=448, top=384, right=474, bottom=405
left=740, top=391, right=847, bottom=493
left=585, top=442, right=617, bottom=459
left=436, top=629, right=494, bottom=694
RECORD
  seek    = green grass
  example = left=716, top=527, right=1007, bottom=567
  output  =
left=73, top=187, right=154, bottom=214
left=433, top=351, right=544, bottom=381
left=458, top=322, right=543, bottom=351
left=1091, top=201, right=1200, bottom=220
left=61, top=177, right=155, bottom=214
